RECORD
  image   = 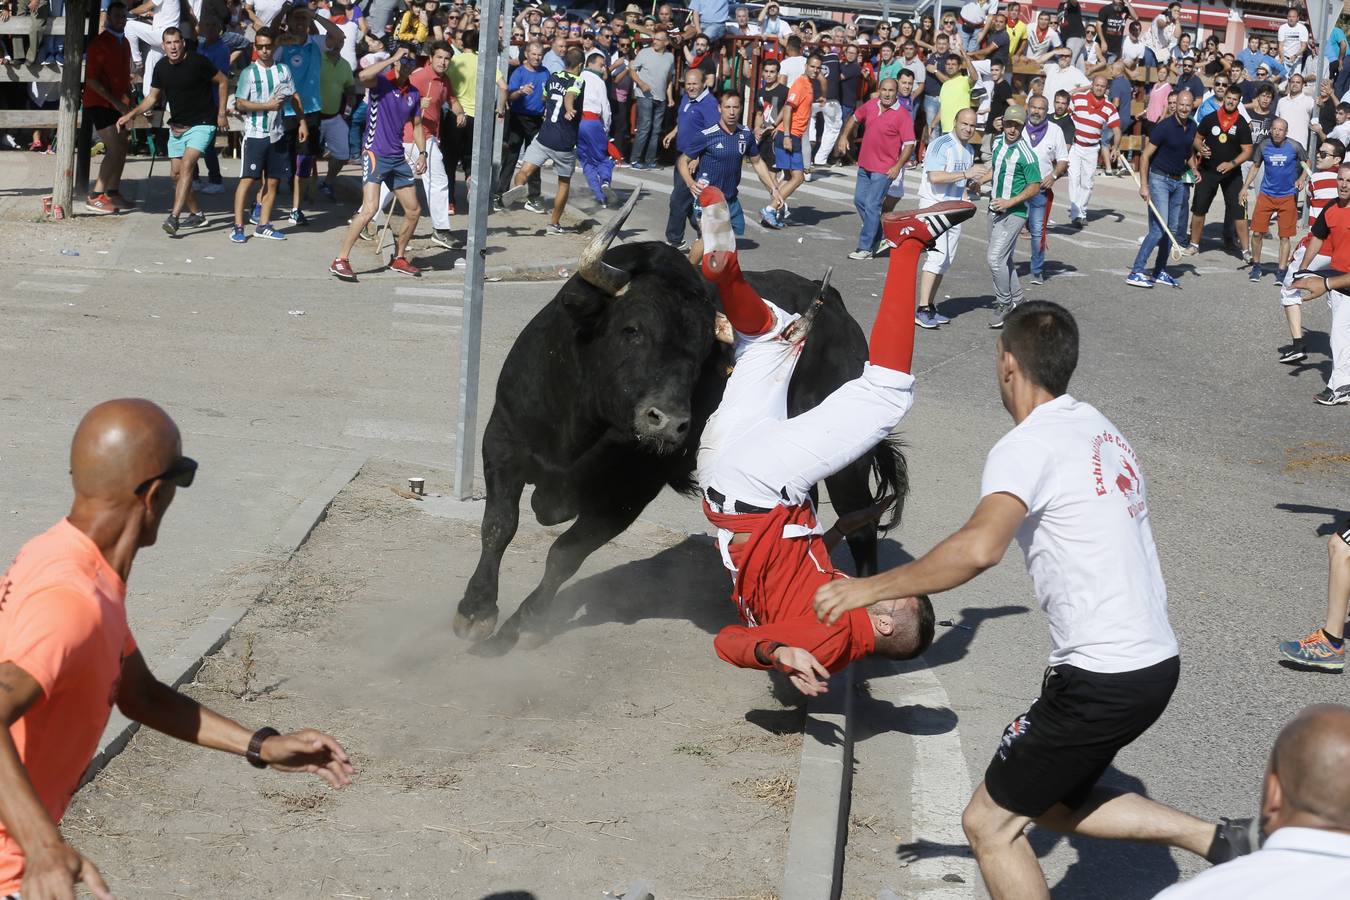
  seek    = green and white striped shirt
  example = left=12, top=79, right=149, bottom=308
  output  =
left=989, top=135, right=1042, bottom=219
left=234, top=61, right=295, bottom=142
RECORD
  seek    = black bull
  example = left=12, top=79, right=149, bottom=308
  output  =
left=454, top=216, right=909, bottom=654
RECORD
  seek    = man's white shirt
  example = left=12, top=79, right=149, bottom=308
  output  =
left=1022, top=124, right=1068, bottom=183
left=1153, top=828, right=1350, bottom=898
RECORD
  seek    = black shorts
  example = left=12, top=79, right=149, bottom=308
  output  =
left=282, top=112, right=322, bottom=166
left=984, top=655, right=1179, bottom=818
left=88, top=105, right=119, bottom=132
left=241, top=134, right=293, bottom=182
left=1191, top=169, right=1242, bottom=216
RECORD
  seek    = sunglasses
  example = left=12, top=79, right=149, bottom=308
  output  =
left=1318, top=150, right=1340, bottom=158
left=134, top=456, right=198, bottom=496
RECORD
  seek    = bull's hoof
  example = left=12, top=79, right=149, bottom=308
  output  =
left=468, top=627, right=520, bottom=657
left=453, top=610, right=498, bottom=642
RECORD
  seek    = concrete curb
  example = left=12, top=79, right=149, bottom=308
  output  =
left=781, top=666, right=855, bottom=900
left=82, top=452, right=368, bottom=785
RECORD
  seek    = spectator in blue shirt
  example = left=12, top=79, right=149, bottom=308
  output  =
left=195, top=19, right=234, bottom=194
left=496, top=41, right=551, bottom=208
left=663, top=67, right=720, bottom=249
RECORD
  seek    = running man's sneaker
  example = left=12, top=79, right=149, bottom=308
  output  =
left=1248, top=263, right=1263, bottom=282
left=672, top=239, right=690, bottom=252
left=601, top=183, right=618, bottom=206
left=84, top=194, right=117, bottom=215
left=988, top=301, right=1015, bottom=330
left=779, top=200, right=791, bottom=222
left=1314, top=385, right=1350, bottom=406
left=319, top=181, right=337, bottom=201
left=389, top=255, right=421, bottom=276
left=548, top=222, right=576, bottom=235
left=915, top=307, right=942, bottom=329
left=848, top=249, right=873, bottom=260
left=199, top=181, right=225, bottom=195
left=329, top=257, right=357, bottom=281
left=288, top=209, right=309, bottom=226
left=1274, top=268, right=1287, bottom=282
left=356, top=219, right=377, bottom=241
left=760, top=205, right=782, bottom=229
left=249, top=202, right=261, bottom=225
left=930, top=308, right=951, bottom=325
left=254, top=223, right=286, bottom=240
left=881, top=200, right=978, bottom=248
left=1278, top=343, right=1307, bottom=364
left=1183, top=242, right=1200, bottom=256
left=1278, top=629, right=1345, bottom=671
left=523, top=198, right=548, bottom=214
left=1206, top=818, right=1260, bottom=864
left=1153, top=272, right=1181, bottom=289
left=431, top=229, right=460, bottom=250
left=501, top=184, right=529, bottom=208
left=162, top=215, right=180, bottom=236
left=1029, top=273, right=1045, bottom=285
left=229, top=225, right=247, bottom=243
left=1125, top=272, right=1153, bottom=289
left=491, top=195, right=505, bottom=212
left=877, top=237, right=895, bottom=253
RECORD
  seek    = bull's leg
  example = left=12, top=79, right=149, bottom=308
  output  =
left=823, top=462, right=880, bottom=576
left=471, top=486, right=661, bottom=656
left=453, top=455, right=527, bottom=642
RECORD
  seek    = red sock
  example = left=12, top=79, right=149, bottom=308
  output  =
left=869, top=241, right=923, bottom=374
left=702, top=251, right=774, bottom=336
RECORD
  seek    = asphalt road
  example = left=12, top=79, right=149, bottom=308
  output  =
left=4, top=155, right=1346, bottom=897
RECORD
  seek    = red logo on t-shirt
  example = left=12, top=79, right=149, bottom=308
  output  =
left=1091, top=431, right=1148, bottom=518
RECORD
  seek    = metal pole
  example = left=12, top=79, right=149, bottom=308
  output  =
left=454, top=0, right=505, bottom=500
left=51, top=0, right=89, bottom=217
left=882, top=0, right=891, bottom=27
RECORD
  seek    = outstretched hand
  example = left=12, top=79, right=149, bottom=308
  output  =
left=261, top=728, right=355, bottom=788
left=772, top=646, right=830, bottom=696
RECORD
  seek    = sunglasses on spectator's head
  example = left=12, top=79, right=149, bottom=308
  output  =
left=134, top=457, right=198, bottom=496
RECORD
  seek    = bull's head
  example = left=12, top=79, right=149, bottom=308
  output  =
left=562, top=191, right=716, bottom=455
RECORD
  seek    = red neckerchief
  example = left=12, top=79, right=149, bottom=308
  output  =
left=1216, top=106, right=1239, bottom=133
left=1035, top=25, right=1049, bottom=42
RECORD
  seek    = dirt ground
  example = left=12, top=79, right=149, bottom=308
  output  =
left=64, top=459, right=806, bottom=900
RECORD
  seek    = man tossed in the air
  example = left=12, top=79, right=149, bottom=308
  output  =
left=693, top=185, right=976, bottom=694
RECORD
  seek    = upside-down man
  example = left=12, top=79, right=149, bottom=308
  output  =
left=694, top=185, right=977, bottom=695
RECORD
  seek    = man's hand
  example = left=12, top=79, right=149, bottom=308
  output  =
left=217, top=112, right=228, bottom=131
left=1291, top=274, right=1328, bottom=300
left=991, top=197, right=1013, bottom=212
left=260, top=728, right=355, bottom=788
left=1238, top=187, right=1248, bottom=205
left=1217, top=161, right=1234, bottom=174
left=412, top=150, right=427, bottom=175
left=297, top=119, right=309, bottom=145
left=661, top=131, right=675, bottom=148
left=1138, top=182, right=1150, bottom=201
left=813, top=577, right=880, bottom=626
left=771, top=646, right=830, bottom=696
left=518, top=82, right=534, bottom=95
left=21, top=842, right=114, bottom=900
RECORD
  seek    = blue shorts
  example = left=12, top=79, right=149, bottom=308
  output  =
left=241, top=134, right=293, bottom=181
left=167, top=124, right=216, bottom=158
left=363, top=150, right=416, bottom=190
left=774, top=132, right=804, bottom=172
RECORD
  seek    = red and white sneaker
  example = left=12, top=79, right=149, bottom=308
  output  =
left=390, top=256, right=421, bottom=277
left=882, top=200, right=978, bottom=248
left=329, top=257, right=357, bottom=282
left=84, top=194, right=117, bottom=215
left=697, top=184, right=736, bottom=257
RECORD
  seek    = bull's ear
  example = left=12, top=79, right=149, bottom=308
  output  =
left=560, top=284, right=609, bottom=333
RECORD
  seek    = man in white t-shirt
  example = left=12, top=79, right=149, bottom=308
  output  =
left=1275, top=73, right=1315, bottom=150
left=1042, top=50, right=1089, bottom=104
left=814, top=301, right=1255, bottom=898
left=124, top=0, right=180, bottom=77
left=1154, top=704, right=1350, bottom=899
left=1277, top=8, right=1309, bottom=73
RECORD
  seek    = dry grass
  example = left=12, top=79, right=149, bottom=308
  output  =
left=1282, top=441, right=1350, bottom=475
left=734, top=773, right=796, bottom=814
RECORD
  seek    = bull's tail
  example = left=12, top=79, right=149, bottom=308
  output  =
left=869, top=435, right=909, bottom=534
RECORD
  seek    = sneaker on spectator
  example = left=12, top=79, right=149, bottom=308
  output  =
left=848, top=249, right=872, bottom=260
left=1314, top=385, right=1350, bottom=406
left=491, top=195, right=505, bottom=212
left=915, top=307, right=941, bottom=329
left=319, top=181, right=337, bottom=201
left=162, top=215, right=179, bottom=236
left=930, top=308, right=951, bottom=325
left=779, top=200, right=791, bottom=222
left=1183, top=242, right=1200, bottom=256
left=760, top=206, right=782, bottom=229
left=249, top=202, right=261, bottom=226
left=1277, top=629, right=1345, bottom=671
left=1278, top=343, right=1307, bottom=364
left=523, top=198, right=548, bottom=214
left=229, top=225, right=247, bottom=243
left=254, top=223, right=286, bottom=240
left=181, top=211, right=207, bottom=228
left=877, top=237, right=895, bottom=253
left=1153, top=272, right=1181, bottom=289
left=501, top=184, right=528, bottom=208
left=288, top=209, right=309, bottom=226
left=1029, top=272, right=1044, bottom=285
left=1248, top=263, right=1263, bottom=282
left=601, top=183, right=618, bottom=206
left=389, top=255, right=421, bottom=276
left=1125, top=272, right=1153, bottom=289
left=803, top=168, right=817, bottom=182
left=431, top=229, right=460, bottom=250
left=548, top=222, right=576, bottom=235
left=988, top=301, right=1015, bottom=329
left=672, top=239, right=690, bottom=252
left=329, top=257, right=357, bottom=281
left=356, top=219, right=377, bottom=241
left=84, top=194, right=117, bottom=215
left=199, top=181, right=225, bottom=195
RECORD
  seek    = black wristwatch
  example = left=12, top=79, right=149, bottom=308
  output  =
left=246, top=726, right=280, bottom=769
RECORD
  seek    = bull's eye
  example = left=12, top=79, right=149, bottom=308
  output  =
left=621, top=325, right=641, bottom=339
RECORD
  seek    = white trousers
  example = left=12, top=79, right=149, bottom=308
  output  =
left=378, top=136, right=449, bottom=232
left=1067, top=143, right=1098, bottom=220
left=124, top=19, right=163, bottom=73
left=1330, top=290, right=1350, bottom=391
left=697, top=300, right=915, bottom=510
left=809, top=100, right=843, bottom=166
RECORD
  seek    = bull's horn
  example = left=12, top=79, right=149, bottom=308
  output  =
left=576, top=188, right=642, bottom=295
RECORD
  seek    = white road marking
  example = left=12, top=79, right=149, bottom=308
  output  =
left=395, top=286, right=463, bottom=298
left=26, top=268, right=102, bottom=279
left=16, top=281, right=86, bottom=294
left=342, top=418, right=450, bottom=443
left=393, top=302, right=462, bottom=317
left=392, top=321, right=458, bottom=335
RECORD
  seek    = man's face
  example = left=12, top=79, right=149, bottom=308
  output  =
left=936, top=34, right=949, bottom=52
left=878, top=79, right=897, bottom=106
left=1028, top=97, right=1048, bottom=123
left=599, top=27, right=613, bottom=44
left=617, top=36, right=631, bottom=55
left=897, top=74, right=913, bottom=98
left=254, top=34, right=274, bottom=62
left=1054, top=93, right=1068, bottom=116
left=1230, top=63, right=1244, bottom=80
left=761, top=63, right=778, bottom=84
left=684, top=71, right=704, bottom=95
left=991, top=62, right=1004, bottom=81
left=430, top=47, right=452, bottom=74
left=1091, top=76, right=1107, bottom=98
left=1004, top=120, right=1023, bottom=143
left=845, top=44, right=858, bottom=62
left=944, top=55, right=959, bottom=75
left=694, top=36, right=709, bottom=55
left=806, top=57, right=822, bottom=78
left=1287, top=9, right=1299, bottom=25
left=652, top=32, right=667, bottom=51
left=720, top=96, right=741, bottom=127
left=765, top=3, right=778, bottom=17
left=1248, top=36, right=1259, bottom=49
left=1289, top=75, right=1304, bottom=95
left=658, top=4, right=672, bottom=22
left=1175, top=90, right=1194, bottom=119
left=106, top=4, right=127, bottom=30
left=954, top=110, right=976, bottom=143
left=1037, top=12, right=1049, bottom=29
left=1255, top=91, right=1272, bottom=111
left=1211, top=76, right=1229, bottom=96
left=541, top=18, right=555, bottom=36
left=1317, top=146, right=1343, bottom=170
left=526, top=42, right=543, bottom=67
left=553, top=36, right=566, bottom=54
left=902, top=42, right=917, bottom=60
left=1181, top=59, right=1195, bottom=78
left=161, top=30, right=184, bottom=60
left=879, top=44, right=893, bottom=61
left=1223, top=91, right=1240, bottom=112
left=736, top=8, right=749, bottom=26
left=1271, top=119, right=1287, bottom=142
left=287, top=8, right=311, bottom=35
left=845, top=23, right=857, bottom=39
left=1338, top=166, right=1350, bottom=201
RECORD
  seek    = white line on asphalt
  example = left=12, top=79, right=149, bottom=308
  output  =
left=395, top=286, right=463, bottom=298
left=342, top=418, right=451, bottom=443
left=393, top=302, right=462, bottom=317
left=15, top=281, right=87, bottom=294
left=26, top=268, right=103, bottom=279
left=391, top=321, right=459, bottom=336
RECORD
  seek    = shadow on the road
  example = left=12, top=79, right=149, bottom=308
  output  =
left=1027, top=768, right=1183, bottom=899
left=895, top=837, right=974, bottom=865
left=746, top=706, right=808, bottom=733
left=924, top=605, right=1031, bottom=668
left=1282, top=328, right=1333, bottom=381
left=785, top=207, right=851, bottom=227
left=1274, top=502, right=1349, bottom=537
left=480, top=892, right=539, bottom=900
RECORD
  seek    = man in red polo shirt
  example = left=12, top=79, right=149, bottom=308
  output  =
left=834, top=77, right=916, bottom=261
left=83, top=2, right=136, bottom=215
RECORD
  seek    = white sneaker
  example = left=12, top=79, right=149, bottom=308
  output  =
left=848, top=249, right=873, bottom=260
left=698, top=187, right=736, bottom=255
left=501, top=184, right=528, bottom=208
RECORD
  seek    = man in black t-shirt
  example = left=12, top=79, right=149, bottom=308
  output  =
left=1097, top=0, right=1135, bottom=62
left=754, top=58, right=787, bottom=168
left=839, top=43, right=862, bottom=121
left=1189, top=87, right=1253, bottom=258
left=1051, top=89, right=1076, bottom=143
left=987, top=60, right=1014, bottom=131
left=502, top=47, right=586, bottom=231
left=922, top=32, right=954, bottom=141
left=117, top=27, right=228, bottom=237
left=810, top=36, right=843, bottom=168
left=1057, top=0, right=1086, bottom=64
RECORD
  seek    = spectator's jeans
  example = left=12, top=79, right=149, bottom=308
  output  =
left=853, top=168, right=890, bottom=253
left=809, top=100, right=842, bottom=166
left=923, top=95, right=942, bottom=135
left=498, top=112, right=543, bottom=198
left=665, top=167, right=696, bottom=244
left=702, top=21, right=726, bottom=43
left=962, top=27, right=982, bottom=52
left=633, top=97, right=665, bottom=165
left=987, top=210, right=1025, bottom=306
left=1024, top=189, right=1050, bottom=277
left=611, top=95, right=632, bottom=160
left=1131, top=170, right=1186, bottom=277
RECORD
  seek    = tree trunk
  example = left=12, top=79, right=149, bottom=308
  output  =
left=50, top=0, right=89, bottom=218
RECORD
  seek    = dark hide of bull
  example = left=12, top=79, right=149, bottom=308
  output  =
left=454, top=245, right=909, bottom=655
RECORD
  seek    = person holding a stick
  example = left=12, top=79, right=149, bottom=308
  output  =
left=1126, top=89, right=1195, bottom=289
